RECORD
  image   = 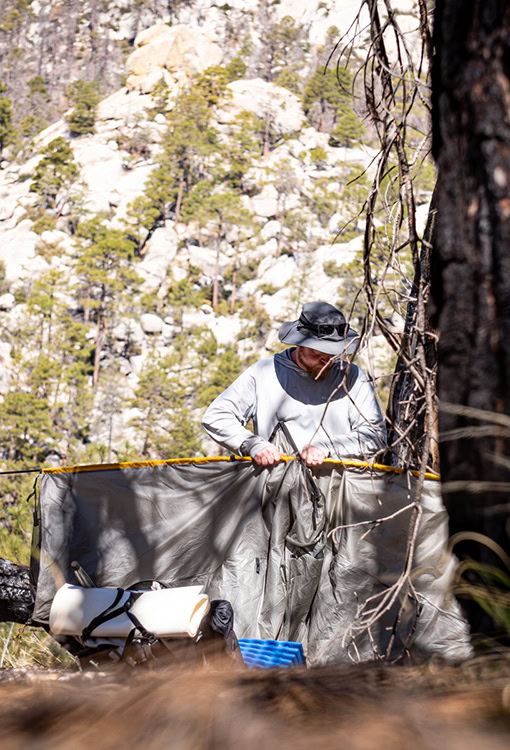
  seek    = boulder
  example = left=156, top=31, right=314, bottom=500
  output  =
left=0, top=341, right=11, bottom=394
left=138, top=225, right=179, bottom=292
left=39, top=229, right=70, bottom=246
left=256, top=238, right=279, bottom=257
left=204, top=314, right=242, bottom=347
left=298, top=127, right=330, bottom=151
left=126, top=24, right=223, bottom=88
left=161, top=322, right=176, bottom=340
left=97, top=89, right=153, bottom=121
left=140, top=312, right=164, bottom=334
left=187, top=244, right=229, bottom=277
left=221, top=79, right=305, bottom=136
left=327, top=212, right=343, bottom=235
left=236, top=337, right=258, bottom=359
left=110, top=163, right=158, bottom=225
left=118, top=358, right=133, bottom=376
left=272, top=0, right=372, bottom=46
left=164, top=25, right=223, bottom=74
left=128, top=33, right=174, bottom=76
left=257, top=255, right=296, bottom=289
left=244, top=185, right=280, bottom=219
left=260, top=287, right=294, bottom=319
left=416, top=202, right=431, bottom=235
left=0, top=224, right=42, bottom=281
left=134, top=24, right=173, bottom=49
left=260, top=219, right=281, bottom=240
left=3, top=205, right=26, bottom=230
left=32, top=118, right=68, bottom=150
left=115, top=319, right=145, bottom=345
left=128, top=320, right=146, bottom=344
left=140, top=68, right=167, bottom=94
left=0, top=293, right=15, bottom=311
left=129, top=354, right=145, bottom=374
left=0, top=195, right=18, bottom=222
left=112, top=322, right=129, bottom=341
left=73, top=141, right=125, bottom=208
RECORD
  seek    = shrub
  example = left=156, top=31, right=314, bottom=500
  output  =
left=259, top=283, right=278, bottom=295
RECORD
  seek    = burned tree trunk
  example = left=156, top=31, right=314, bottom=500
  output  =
left=0, top=558, right=34, bottom=624
left=430, top=0, right=510, bottom=634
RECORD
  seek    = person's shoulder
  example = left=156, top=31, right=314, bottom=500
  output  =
left=254, top=355, right=277, bottom=370
left=339, top=362, right=369, bottom=384
left=243, top=355, right=277, bottom=377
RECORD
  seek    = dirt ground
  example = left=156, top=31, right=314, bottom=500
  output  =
left=0, top=652, right=509, bottom=749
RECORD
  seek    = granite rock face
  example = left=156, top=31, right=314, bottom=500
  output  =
left=126, top=24, right=223, bottom=91
left=0, top=4, right=427, bottom=458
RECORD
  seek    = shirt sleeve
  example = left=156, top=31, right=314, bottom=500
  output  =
left=201, top=365, right=273, bottom=457
left=313, top=366, right=387, bottom=460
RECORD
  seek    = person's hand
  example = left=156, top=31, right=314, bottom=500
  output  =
left=300, top=445, right=326, bottom=467
left=253, top=444, right=282, bottom=466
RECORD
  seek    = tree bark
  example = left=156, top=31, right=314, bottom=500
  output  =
left=430, top=0, right=510, bottom=634
left=174, top=176, right=185, bottom=225
left=230, top=263, right=237, bottom=315
left=92, top=315, right=105, bottom=388
left=212, top=244, right=220, bottom=312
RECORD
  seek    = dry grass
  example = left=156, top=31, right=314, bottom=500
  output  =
left=0, top=624, right=74, bottom=670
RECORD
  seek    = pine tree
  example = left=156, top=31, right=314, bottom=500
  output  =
left=303, top=67, right=360, bottom=135
left=30, top=137, right=79, bottom=212
left=225, top=111, right=263, bottom=188
left=274, top=66, right=302, bottom=96
left=130, top=355, right=182, bottom=457
left=74, top=217, right=141, bottom=386
left=6, top=267, right=95, bottom=463
left=196, top=348, right=244, bottom=407
left=130, top=328, right=218, bottom=458
left=19, top=75, right=52, bottom=137
left=259, top=16, right=306, bottom=82
left=0, top=80, right=15, bottom=155
left=329, top=103, right=365, bottom=147
left=181, top=184, right=252, bottom=311
left=225, top=56, right=247, bottom=81
left=26, top=268, right=65, bottom=351
left=0, top=391, right=53, bottom=462
left=165, top=275, right=207, bottom=330
left=127, top=84, right=220, bottom=246
left=193, top=66, right=232, bottom=107
left=66, top=80, right=101, bottom=136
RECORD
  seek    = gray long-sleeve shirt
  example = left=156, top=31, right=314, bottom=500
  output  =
left=202, top=348, right=386, bottom=459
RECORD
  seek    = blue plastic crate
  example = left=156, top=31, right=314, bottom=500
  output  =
left=238, top=639, right=305, bottom=668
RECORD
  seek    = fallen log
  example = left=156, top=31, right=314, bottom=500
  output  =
left=0, top=558, right=35, bottom=624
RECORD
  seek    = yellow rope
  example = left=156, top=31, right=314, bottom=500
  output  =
left=41, top=456, right=440, bottom=480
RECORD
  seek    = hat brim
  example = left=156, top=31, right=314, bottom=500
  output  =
left=278, top=320, right=361, bottom=356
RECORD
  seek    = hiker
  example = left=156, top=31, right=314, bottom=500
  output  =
left=202, top=301, right=386, bottom=466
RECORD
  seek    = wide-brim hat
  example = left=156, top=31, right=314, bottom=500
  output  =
left=278, top=301, right=360, bottom=356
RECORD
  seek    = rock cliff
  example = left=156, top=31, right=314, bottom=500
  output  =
left=0, top=0, right=428, bottom=464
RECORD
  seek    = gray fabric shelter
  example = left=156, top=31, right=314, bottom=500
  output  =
left=31, top=456, right=472, bottom=664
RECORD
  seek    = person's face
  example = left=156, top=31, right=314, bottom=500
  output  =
left=293, top=346, right=335, bottom=379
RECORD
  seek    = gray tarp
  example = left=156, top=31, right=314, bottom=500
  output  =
left=32, top=457, right=472, bottom=664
